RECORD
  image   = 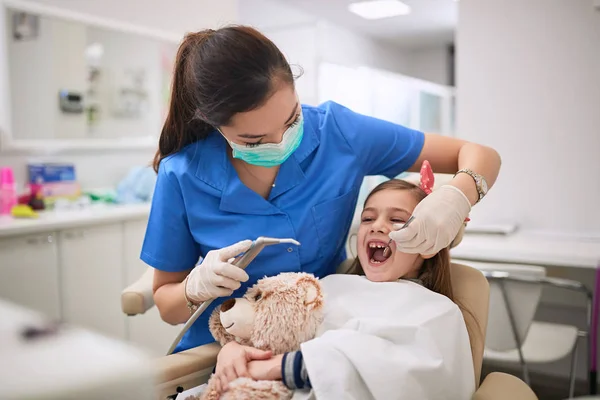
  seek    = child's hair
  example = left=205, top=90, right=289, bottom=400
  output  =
left=350, top=179, right=455, bottom=301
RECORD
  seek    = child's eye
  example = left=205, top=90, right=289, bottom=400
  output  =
left=245, top=141, right=261, bottom=148
left=361, top=217, right=373, bottom=223
left=391, top=218, right=405, bottom=223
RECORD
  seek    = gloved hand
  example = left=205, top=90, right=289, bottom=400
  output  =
left=185, top=240, right=253, bottom=303
left=389, top=185, right=471, bottom=256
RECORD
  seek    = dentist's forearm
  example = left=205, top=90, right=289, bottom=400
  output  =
left=450, top=143, right=501, bottom=206
left=154, top=280, right=192, bottom=325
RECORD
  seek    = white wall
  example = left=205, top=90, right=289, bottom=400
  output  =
left=457, top=0, right=600, bottom=238
left=316, top=21, right=411, bottom=76
left=240, top=0, right=452, bottom=109
left=263, top=24, right=320, bottom=106
left=1, top=0, right=238, bottom=190
left=17, top=0, right=238, bottom=36
left=458, top=0, right=600, bottom=382
left=407, top=45, right=451, bottom=86
left=85, top=25, right=172, bottom=139
left=240, top=0, right=421, bottom=107
left=7, top=10, right=170, bottom=141
left=7, top=9, right=87, bottom=140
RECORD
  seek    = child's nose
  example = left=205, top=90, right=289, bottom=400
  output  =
left=371, top=217, right=389, bottom=233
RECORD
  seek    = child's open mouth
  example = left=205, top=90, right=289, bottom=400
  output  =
left=367, top=240, right=390, bottom=266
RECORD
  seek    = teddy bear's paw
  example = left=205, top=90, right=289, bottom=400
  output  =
left=198, top=375, right=222, bottom=400
left=220, top=378, right=292, bottom=400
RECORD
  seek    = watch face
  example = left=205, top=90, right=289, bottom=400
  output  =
left=480, top=178, right=488, bottom=194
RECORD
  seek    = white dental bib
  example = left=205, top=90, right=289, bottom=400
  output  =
left=294, top=274, right=475, bottom=400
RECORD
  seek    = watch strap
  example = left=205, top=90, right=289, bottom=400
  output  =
left=183, top=276, right=200, bottom=314
left=455, top=168, right=487, bottom=203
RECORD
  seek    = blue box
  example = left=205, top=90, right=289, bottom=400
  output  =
left=28, top=163, right=77, bottom=184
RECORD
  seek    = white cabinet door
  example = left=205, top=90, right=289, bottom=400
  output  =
left=123, top=218, right=181, bottom=355
left=0, top=232, right=60, bottom=319
left=59, top=223, right=126, bottom=339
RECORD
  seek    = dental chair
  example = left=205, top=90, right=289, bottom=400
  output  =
left=122, top=258, right=538, bottom=400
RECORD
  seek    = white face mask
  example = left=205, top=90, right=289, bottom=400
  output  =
left=223, top=111, right=304, bottom=167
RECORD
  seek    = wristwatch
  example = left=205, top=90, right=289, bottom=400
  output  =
left=183, top=276, right=200, bottom=314
left=455, top=168, right=488, bottom=204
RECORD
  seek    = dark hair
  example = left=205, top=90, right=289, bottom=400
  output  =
left=153, top=25, right=295, bottom=172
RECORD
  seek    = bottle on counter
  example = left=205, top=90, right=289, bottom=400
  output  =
left=28, top=185, right=45, bottom=211
left=0, top=167, right=18, bottom=215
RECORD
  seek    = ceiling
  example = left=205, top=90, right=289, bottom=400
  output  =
left=269, top=0, right=458, bottom=49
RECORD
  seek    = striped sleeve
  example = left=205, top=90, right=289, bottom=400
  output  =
left=281, top=351, right=311, bottom=390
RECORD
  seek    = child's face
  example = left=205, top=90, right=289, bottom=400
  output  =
left=357, top=189, right=424, bottom=282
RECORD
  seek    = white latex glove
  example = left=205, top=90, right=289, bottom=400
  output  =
left=185, top=240, right=253, bottom=303
left=389, top=185, right=471, bottom=256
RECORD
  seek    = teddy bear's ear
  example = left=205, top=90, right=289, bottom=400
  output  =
left=298, top=275, right=323, bottom=308
left=208, top=306, right=236, bottom=345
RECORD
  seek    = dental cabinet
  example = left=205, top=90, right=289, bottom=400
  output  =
left=0, top=204, right=180, bottom=355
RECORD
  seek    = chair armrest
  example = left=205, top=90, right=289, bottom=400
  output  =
left=121, top=267, right=155, bottom=316
left=473, top=372, right=537, bottom=400
left=153, top=342, right=220, bottom=385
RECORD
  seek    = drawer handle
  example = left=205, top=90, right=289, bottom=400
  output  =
left=26, top=235, right=54, bottom=245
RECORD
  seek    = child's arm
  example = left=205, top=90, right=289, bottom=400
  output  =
left=281, top=351, right=312, bottom=390
left=247, top=351, right=312, bottom=390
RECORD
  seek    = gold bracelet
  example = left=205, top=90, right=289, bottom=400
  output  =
left=183, top=276, right=199, bottom=314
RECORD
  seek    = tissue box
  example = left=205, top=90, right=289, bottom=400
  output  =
left=27, top=163, right=80, bottom=202
left=28, top=163, right=76, bottom=183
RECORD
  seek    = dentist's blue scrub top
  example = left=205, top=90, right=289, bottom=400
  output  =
left=140, top=101, right=425, bottom=353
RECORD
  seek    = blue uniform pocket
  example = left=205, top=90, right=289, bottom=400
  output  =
left=311, top=187, right=357, bottom=262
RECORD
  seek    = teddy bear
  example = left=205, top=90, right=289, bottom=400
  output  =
left=193, top=271, right=324, bottom=400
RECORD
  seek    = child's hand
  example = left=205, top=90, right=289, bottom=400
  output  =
left=248, top=354, right=284, bottom=381
left=214, top=341, right=272, bottom=391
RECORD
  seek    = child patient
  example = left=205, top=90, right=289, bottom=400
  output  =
left=215, top=162, right=475, bottom=399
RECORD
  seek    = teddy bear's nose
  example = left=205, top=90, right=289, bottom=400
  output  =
left=221, top=299, right=236, bottom=313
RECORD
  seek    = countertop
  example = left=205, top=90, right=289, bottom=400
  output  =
left=0, top=203, right=151, bottom=238
left=452, top=231, right=600, bottom=269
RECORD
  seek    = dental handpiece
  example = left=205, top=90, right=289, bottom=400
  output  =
left=382, top=216, right=415, bottom=259
left=166, top=237, right=301, bottom=355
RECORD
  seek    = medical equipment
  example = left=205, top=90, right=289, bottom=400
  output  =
left=166, top=237, right=301, bottom=355
left=382, top=215, right=415, bottom=258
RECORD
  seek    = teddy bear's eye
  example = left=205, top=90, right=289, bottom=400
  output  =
left=254, top=292, right=262, bottom=301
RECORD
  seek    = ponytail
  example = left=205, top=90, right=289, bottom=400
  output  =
left=153, top=31, right=214, bottom=172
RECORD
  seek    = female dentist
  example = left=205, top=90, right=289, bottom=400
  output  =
left=142, top=25, right=501, bottom=370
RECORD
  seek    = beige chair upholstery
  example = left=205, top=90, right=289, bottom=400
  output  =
left=136, top=260, right=538, bottom=400
left=122, top=266, right=155, bottom=316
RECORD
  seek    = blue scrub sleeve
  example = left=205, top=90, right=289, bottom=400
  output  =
left=140, top=162, right=200, bottom=272
left=328, top=102, right=425, bottom=178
